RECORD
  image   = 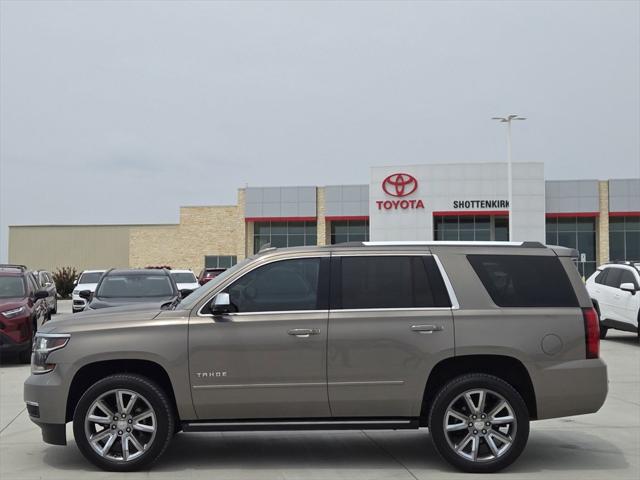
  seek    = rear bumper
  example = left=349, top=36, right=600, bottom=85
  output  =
left=534, top=358, right=608, bottom=420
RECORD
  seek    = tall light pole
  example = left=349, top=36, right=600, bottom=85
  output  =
left=492, top=114, right=526, bottom=241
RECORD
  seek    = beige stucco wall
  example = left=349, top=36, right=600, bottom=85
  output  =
left=129, top=201, right=244, bottom=273
left=8, top=225, right=132, bottom=272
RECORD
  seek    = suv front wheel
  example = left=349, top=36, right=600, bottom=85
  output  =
left=428, top=373, right=530, bottom=473
left=73, top=374, right=175, bottom=471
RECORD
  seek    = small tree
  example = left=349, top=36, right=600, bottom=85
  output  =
left=52, top=267, right=78, bottom=299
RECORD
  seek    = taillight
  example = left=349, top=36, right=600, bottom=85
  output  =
left=582, top=307, right=600, bottom=359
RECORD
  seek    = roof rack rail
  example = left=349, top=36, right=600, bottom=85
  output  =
left=0, top=264, right=28, bottom=271
left=361, top=241, right=545, bottom=248
left=258, top=243, right=277, bottom=253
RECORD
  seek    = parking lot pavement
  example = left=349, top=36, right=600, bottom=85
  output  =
left=1, top=318, right=638, bottom=480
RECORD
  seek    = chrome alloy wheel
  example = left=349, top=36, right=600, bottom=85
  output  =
left=84, top=389, right=157, bottom=462
left=443, top=388, right=517, bottom=462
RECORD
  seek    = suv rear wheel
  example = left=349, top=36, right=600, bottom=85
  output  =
left=428, top=373, right=529, bottom=473
left=73, top=374, right=174, bottom=471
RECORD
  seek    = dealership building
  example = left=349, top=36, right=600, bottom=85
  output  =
left=8, top=162, right=640, bottom=278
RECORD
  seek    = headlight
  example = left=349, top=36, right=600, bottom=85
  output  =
left=31, top=334, right=70, bottom=374
left=72, top=290, right=79, bottom=296
left=1, top=306, right=26, bottom=318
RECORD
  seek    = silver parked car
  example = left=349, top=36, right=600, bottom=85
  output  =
left=24, top=241, right=607, bottom=473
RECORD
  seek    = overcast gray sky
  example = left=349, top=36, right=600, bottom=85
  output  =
left=1, top=0, right=639, bottom=261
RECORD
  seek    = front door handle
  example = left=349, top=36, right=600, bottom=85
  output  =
left=287, top=328, right=320, bottom=338
left=411, top=324, right=444, bottom=334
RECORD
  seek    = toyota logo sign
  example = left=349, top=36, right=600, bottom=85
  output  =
left=382, top=173, right=418, bottom=197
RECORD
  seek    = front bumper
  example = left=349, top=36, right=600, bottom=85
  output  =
left=24, top=367, right=70, bottom=445
left=0, top=331, right=31, bottom=353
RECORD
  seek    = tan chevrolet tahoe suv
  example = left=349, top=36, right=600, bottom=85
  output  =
left=24, top=241, right=608, bottom=473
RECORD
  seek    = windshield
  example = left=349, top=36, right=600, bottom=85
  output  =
left=170, top=272, right=197, bottom=284
left=178, top=257, right=254, bottom=309
left=79, top=272, right=104, bottom=284
left=96, top=275, right=175, bottom=298
left=0, top=277, right=26, bottom=298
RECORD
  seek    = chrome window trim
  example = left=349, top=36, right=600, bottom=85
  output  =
left=330, top=307, right=453, bottom=313
left=197, top=309, right=329, bottom=320
left=432, top=254, right=460, bottom=310
left=196, top=252, right=459, bottom=317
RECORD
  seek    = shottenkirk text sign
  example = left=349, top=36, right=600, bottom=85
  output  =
left=453, top=200, right=509, bottom=209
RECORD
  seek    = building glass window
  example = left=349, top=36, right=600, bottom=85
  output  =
left=205, top=255, right=237, bottom=269
left=434, top=216, right=508, bottom=242
left=609, top=216, right=640, bottom=261
left=253, top=221, right=317, bottom=254
left=545, top=216, right=596, bottom=278
left=330, top=220, right=370, bottom=244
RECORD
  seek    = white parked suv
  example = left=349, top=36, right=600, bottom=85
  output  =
left=586, top=262, right=640, bottom=340
left=72, top=270, right=106, bottom=313
left=168, top=269, right=199, bottom=295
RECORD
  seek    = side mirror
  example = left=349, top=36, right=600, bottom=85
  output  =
left=34, top=290, right=49, bottom=300
left=79, top=290, right=92, bottom=300
left=73, top=279, right=78, bottom=285
left=620, top=282, right=637, bottom=294
left=180, top=288, right=194, bottom=299
left=210, top=292, right=231, bottom=315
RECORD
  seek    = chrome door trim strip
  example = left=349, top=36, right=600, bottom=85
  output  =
left=328, top=380, right=405, bottom=386
left=192, top=380, right=404, bottom=390
left=192, top=382, right=326, bottom=390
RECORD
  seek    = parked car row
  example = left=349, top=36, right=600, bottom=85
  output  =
left=586, top=261, right=640, bottom=340
left=0, top=264, right=56, bottom=362
left=72, top=268, right=207, bottom=313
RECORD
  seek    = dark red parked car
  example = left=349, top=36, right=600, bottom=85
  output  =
left=198, top=267, right=227, bottom=285
left=0, top=265, right=49, bottom=363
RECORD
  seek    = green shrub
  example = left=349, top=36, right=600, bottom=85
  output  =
left=53, top=267, right=78, bottom=299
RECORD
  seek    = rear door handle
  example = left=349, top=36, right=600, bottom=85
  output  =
left=410, top=324, right=443, bottom=334
left=287, top=328, right=320, bottom=338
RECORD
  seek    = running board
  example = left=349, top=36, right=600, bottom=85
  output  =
left=182, top=418, right=419, bottom=432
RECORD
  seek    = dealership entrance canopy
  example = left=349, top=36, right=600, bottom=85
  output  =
left=9, top=162, right=640, bottom=279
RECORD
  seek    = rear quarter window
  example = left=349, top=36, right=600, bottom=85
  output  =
left=467, top=254, right=579, bottom=307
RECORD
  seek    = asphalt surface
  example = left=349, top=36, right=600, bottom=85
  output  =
left=1, top=300, right=638, bottom=479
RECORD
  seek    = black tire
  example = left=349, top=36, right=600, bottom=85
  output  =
left=599, top=324, right=608, bottom=339
left=73, top=374, right=175, bottom=472
left=18, top=340, right=32, bottom=364
left=52, top=299, right=57, bottom=315
left=428, top=373, right=530, bottom=473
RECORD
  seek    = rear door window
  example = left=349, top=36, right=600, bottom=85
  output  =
left=334, top=255, right=450, bottom=309
left=594, top=269, right=608, bottom=285
left=467, top=255, right=579, bottom=307
left=603, top=268, right=622, bottom=289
